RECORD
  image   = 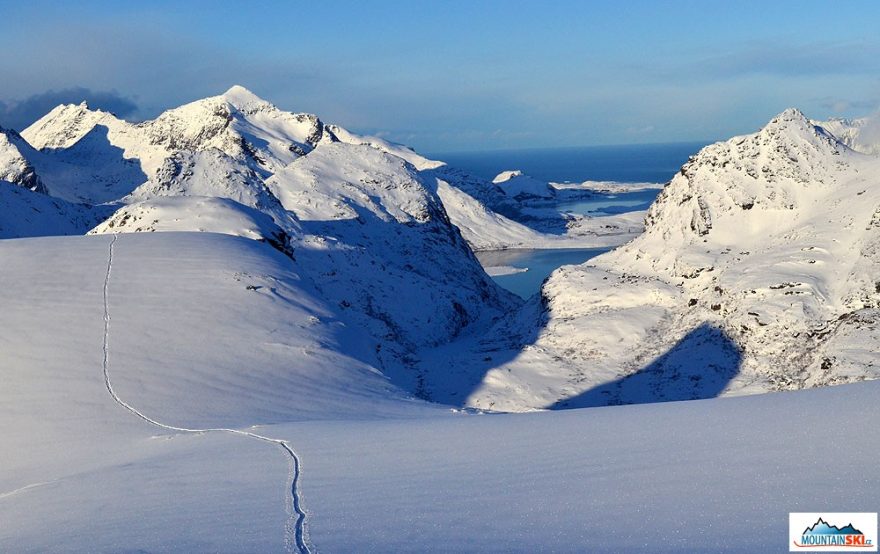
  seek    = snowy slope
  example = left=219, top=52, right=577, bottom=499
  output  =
left=327, top=124, right=444, bottom=171
left=453, top=109, right=880, bottom=411
left=433, top=178, right=550, bottom=249
left=0, top=232, right=434, bottom=553
left=816, top=114, right=880, bottom=155
left=266, top=143, right=517, bottom=360
left=2, top=231, right=875, bottom=552
left=282, top=380, right=879, bottom=552
left=88, top=196, right=295, bottom=255
left=493, top=169, right=556, bottom=200
left=433, top=177, right=643, bottom=250
left=123, top=148, right=296, bottom=225
left=0, top=180, right=104, bottom=238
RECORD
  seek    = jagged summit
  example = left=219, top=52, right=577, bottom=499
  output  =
left=758, top=107, right=844, bottom=154
left=772, top=107, right=808, bottom=122
left=22, top=101, right=120, bottom=150
left=14, top=86, right=344, bottom=202
left=0, top=126, right=46, bottom=193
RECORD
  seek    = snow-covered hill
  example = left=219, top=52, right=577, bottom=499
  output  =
left=88, top=196, right=295, bottom=255
left=450, top=108, right=880, bottom=411
left=493, top=169, right=556, bottom=200
left=0, top=233, right=434, bottom=552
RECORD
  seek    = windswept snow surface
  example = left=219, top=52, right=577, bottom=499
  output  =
left=0, top=233, right=430, bottom=552
left=281, top=381, right=879, bottom=553
left=1, top=232, right=877, bottom=552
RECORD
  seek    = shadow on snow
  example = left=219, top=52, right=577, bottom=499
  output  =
left=550, top=323, right=743, bottom=410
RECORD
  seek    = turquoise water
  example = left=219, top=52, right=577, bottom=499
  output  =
left=476, top=248, right=608, bottom=299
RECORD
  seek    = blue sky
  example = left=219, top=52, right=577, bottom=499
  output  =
left=1, top=0, right=879, bottom=152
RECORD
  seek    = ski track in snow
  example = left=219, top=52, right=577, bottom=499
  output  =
left=0, top=481, right=55, bottom=500
left=100, top=234, right=312, bottom=554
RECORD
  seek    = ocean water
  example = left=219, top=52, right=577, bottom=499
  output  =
left=556, top=188, right=660, bottom=216
left=430, top=141, right=708, bottom=184
left=437, top=142, right=709, bottom=298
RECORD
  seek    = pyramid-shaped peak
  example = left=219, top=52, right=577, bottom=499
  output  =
left=220, top=85, right=272, bottom=110
left=758, top=107, right=842, bottom=149
left=762, top=108, right=817, bottom=134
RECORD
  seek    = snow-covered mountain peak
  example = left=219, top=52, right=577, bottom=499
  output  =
left=632, top=107, right=857, bottom=274
left=771, top=107, right=808, bottom=123
left=22, top=102, right=122, bottom=150
left=757, top=107, right=843, bottom=154
left=0, top=127, right=46, bottom=193
left=220, top=85, right=275, bottom=113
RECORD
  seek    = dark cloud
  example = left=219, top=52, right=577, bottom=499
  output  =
left=0, top=88, right=138, bottom=131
